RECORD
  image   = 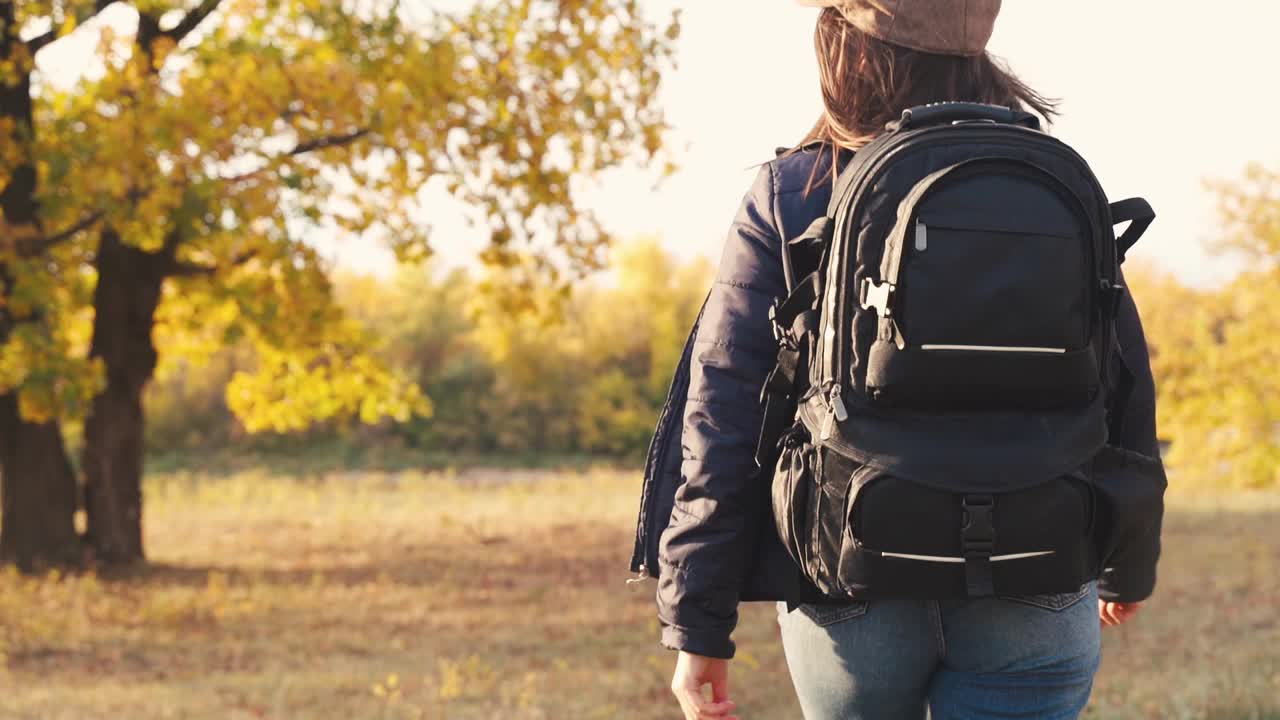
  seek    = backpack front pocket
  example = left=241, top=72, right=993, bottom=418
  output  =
left=861, top=158, right=1099, bottom=411
left=866, top=342, right=1100, bottom=410
left=901, top=218, right=1089, bottom=352
left=837, top=467, right=1099, bottom=599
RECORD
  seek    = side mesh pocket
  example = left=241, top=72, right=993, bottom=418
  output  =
left=1092, top=445, right=1167, bottom=571
left=771, top=427, right=814, bottom=574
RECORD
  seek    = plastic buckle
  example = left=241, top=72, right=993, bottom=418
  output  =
left=860, top=278, right=895, bottom=317
left=961, top=494, right=996, bottom=596
left=768, top=299, right=799, bottom=351
left=961, top=495, right=995, bottom=548
left=1100, top=279, right=1127, bottom=318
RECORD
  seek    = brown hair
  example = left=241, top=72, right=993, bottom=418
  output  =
left=799, top=8, right=1058, bottom=186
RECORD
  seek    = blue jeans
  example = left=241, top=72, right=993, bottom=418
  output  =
left=777, top=582, right=1100, bottom=719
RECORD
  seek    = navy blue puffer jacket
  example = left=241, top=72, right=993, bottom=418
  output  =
left=629, top=145, right=1160, bottom=660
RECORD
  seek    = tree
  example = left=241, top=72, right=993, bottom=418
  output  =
left=0, top=0, right=107, bottom=570
left=467, top=237, right=710, bottom=456
left=573, top=239, right=710, bottom=454
left=1180, top=165, right=1280, bottom=487
left=0, top=0, right=679, bottom=566
left=1125, top=164, right=1280, bottom=489
left=335, top=266, right=496, bottom=452
left=143, top=238, right=713, bottom=460
left=1211, top=164, right=1280, bottom=270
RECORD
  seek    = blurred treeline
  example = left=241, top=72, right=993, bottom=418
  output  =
left=1123, top=168, right=1280, bottom=488
left=139, top=223, right=1280, bottom=491
left=144, top=239, right=712, bottom=462
left=152, top=156, right=1280, bottom=488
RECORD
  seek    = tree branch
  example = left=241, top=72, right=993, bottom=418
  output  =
left=170, top=248, right=257, bottom=277
left=290, top=128, right=371, bottom=156
left=163, top=0, right=225, bottom=43
left=215, top=129, right=372, bottom=186
left=28, top=0, right=123, bottom=54
left=169, top=261, right=217, bottom=277
left=28, top=32, right=56, bottom=54
left=23, top=210, right=105, bottom=256
left=162, top=227, right=184, bottom=255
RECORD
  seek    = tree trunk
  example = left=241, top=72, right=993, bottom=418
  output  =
left=0, top=2, right=82, bottom=570
left=0, top=396, right=83, bottom=570
left=81, top=229, right=172, bottom=565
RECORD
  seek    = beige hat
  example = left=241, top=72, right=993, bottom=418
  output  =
left=800, top=0, right=1002, bottom=57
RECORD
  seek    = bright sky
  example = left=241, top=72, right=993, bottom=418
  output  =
left=36, top=2, right=1279, bottom=286
left=572, top=0, right=1275, bottom=288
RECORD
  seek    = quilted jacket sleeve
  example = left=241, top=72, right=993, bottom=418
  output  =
left=1099, top=270, right=1164, bottom=602
left=656, top=165, right=786, bottom=660
left=1111, top=271, right=1159, bottom=458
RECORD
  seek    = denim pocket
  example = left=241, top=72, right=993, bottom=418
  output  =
left=797, top=600, right=869, bottom=627
left=1000, top=583, right=1091, bottom=612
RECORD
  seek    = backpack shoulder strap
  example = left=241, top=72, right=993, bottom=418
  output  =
left=755, top=271, right=822, bottom=467
left=1110, top=198, right=1156, bottom=262
left=782, top=216, right=832, bottom=291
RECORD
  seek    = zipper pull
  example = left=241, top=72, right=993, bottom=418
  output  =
left=820, top=409, right=835, bottom=442
left=880, top=316, right=907, bottom=351
left=914, top=219, right=928, bottom=252
left=626, top=565, right=652, bottom=586
left=891, top=318, right=906, bottom=350
left=831, top=385, right=849, bottom=422
left=821, top=386, right=847, bottom=441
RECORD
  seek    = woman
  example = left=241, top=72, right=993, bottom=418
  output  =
left=654, top=2, right=1157, bottom=719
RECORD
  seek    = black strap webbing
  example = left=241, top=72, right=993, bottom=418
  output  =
left=773, top=273, right=821, bottom=336
left=755, top=346, right=802, bottom=468
left=783, top=217, right=832, bottom=291
left=1110, top=198, right=1155, bottom=263
left=961, top=495, right=996, bottom=597
left=755, top=272, right=823, bottom=467
left=1106, top=333, right=1137, bottom=445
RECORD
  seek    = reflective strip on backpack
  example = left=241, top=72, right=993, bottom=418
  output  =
left=919, top=345, right=1067, bottom=354
left=880, top=550, right=1056, bottom=563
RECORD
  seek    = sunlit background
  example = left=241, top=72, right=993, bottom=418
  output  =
left=38, top=1, right=1276, bottom=283
left=2, top=2, right=1277, bottom=718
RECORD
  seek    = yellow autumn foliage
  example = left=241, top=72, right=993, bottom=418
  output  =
left=1125, top=163, right=1280, bottom=488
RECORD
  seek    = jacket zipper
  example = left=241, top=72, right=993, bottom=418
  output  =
left=629, top=295, right=707, bottom=579
left=629, top=366, right=688, bottom=579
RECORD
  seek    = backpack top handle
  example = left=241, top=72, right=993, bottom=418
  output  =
left=889, top=102, right=1042, bottom=133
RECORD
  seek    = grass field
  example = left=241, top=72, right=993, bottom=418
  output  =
left=0, top=468, right=1277, bottom=719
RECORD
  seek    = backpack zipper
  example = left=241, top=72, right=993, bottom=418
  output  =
left=820, top=384, right=849, bottom=441
left=821, top=127, right=1114, bottom=412
left=878, top=157, right=1096, bottom=354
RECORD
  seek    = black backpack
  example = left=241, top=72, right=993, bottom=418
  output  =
left=757, top=102, right=1166, bottom=601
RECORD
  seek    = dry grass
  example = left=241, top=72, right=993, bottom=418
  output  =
left=0, top=468, right=1277, bottom=719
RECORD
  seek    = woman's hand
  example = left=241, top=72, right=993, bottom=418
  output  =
left=1099, top=600, right=1143, bottom=627
left=671, top=651, right=739, bottom=720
